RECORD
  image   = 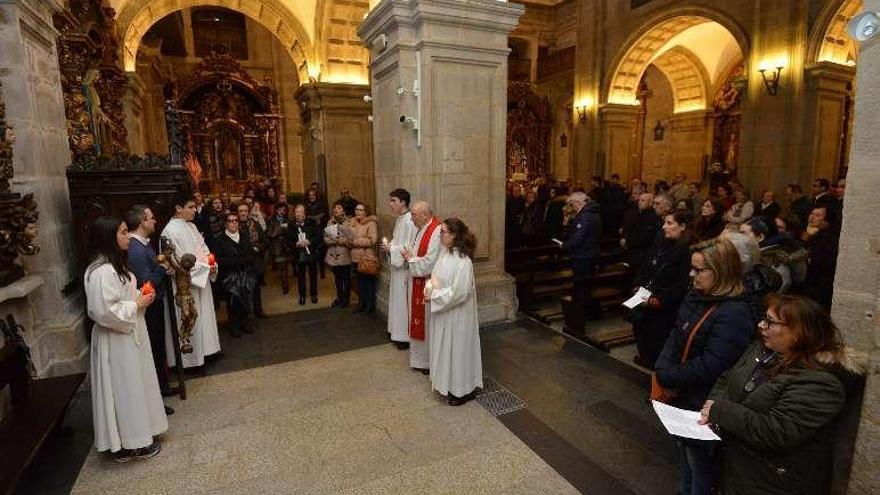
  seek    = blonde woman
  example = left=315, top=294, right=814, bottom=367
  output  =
left=654, top=238, right=754, bottom=495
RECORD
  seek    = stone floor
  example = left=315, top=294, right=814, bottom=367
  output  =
left=15, top=296, right=678, bottom=494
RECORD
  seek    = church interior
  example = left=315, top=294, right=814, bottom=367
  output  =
left=1, top=0, right=880, bottom=493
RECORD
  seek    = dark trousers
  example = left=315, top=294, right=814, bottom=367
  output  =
left=355, top=269, right=377, bottom=311
left=678, top=441, right=718, bottom=495
left=332, top=265, right=352, bottom=304
left=565, top=258, right=599, bottom=334
left=228, top=298, right=248, bottom=332
left=633, top=313, right=674, bottom=367
left=297, top=261, right=318, bottom=298
left=144, top=298, right=169, bottom=392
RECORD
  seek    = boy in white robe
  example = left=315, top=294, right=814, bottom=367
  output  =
left=403, top=201, right=442, bottom=371
left=381, top=188, right=417, bottom=349
left=161, top=194, right=221, bottom=368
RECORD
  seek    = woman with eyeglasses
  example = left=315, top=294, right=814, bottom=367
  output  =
left=349, top=203, right=379, bottom=313
left=214, top=212, right=257, bottom=337
left=654, top=238, right=754, bottom=495
left=699, top=294, right=862, bottom=495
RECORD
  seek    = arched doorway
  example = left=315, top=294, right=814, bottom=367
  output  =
left=603, top=11, right=748, bottom=184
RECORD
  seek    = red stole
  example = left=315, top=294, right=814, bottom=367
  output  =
left=409, top=217, right=440, bottom=341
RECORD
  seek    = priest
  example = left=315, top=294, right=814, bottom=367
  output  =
left=426, top=218, right=482, bottom=406
left=402, top=200, right=442, bottom=373
left=161, top=192, right=221, bottom=368
left=382, top=188, right=417, bottom=350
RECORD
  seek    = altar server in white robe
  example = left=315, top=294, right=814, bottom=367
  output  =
left=161, top=192, right=221, bottom=368
left=403, top=200, right=442, bottom=372
left=425, top=218, right=483, bottom=406
left=381, top=188, right=417, bottom=349
left=85, top=217, right=167, bottom=462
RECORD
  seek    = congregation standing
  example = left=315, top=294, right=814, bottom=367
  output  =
left=506, top=171, right=860, bottom=495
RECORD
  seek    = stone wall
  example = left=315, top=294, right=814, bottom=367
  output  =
left=0, top=0, right=87, bottom=377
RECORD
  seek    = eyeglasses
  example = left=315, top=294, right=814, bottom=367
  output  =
left=227, top=219, right=239, bottom=224
left=759, top=316, right=788, bottom=328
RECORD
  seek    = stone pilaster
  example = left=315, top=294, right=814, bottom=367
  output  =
left=0, top=0, right=87, bottom=376
left=598, top=104, right=639, bottom=180
left=802, top=61, right=855, bottom=181
left=667, top=110, right=711, bottom=179
left=834, top=1, right=880, bottom=492
left=359, top=0, right=523, bottom=324
left=295, top=82, right=374, bottom=204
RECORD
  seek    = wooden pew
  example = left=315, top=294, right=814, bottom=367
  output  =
left=0, top=342, right=85, bottom=495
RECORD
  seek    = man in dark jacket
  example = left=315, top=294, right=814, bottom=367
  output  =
left=125, top=205, right=174, bottom=414
left=784, top=184, right=812, bottom=227
left=804, top=206, right=839, bottom=309
left=621, top=192, right=659, bottom=270
left=561, top=192, right=602, bottom=332
left=237, top=202, right=267, bottom=318
left=288, top=204, right=323, bottom=305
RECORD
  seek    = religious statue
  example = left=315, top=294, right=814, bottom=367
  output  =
left=82, top=69, right=112, bottom=156
left=157, top=239, right=197, bottom=354
left=165, top=100, right=186, bottom=166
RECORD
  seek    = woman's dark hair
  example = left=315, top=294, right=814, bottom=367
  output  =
left=355, top=203, right=371, bottom=216
left=389, top=188, right=411, bottom=207
left=443, top=217, right=477, bottom=259
left=694, top=198, right=725, bottom=241
left=665, top=209, right=695, bottom=245
left=764, top=293, right=847, bottom=374
left=274, top=202, right=288, bottom=214
left=331, top=201, right=344, bottom=211
left=745, top=216, right=778, bottom=239
left=87, top=216, right=131, bottom=284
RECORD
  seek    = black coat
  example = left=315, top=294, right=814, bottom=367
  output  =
left=286, top=218, right=323, bottom=264
left=622, top=208, right=659, bottom=268
left=655, top=290, right=753, bottom=410
left=632, top=238, right=691, bottom=336
left=562, top=202, right=601, bottom=260
left=213, top=232, right=255, bottom=281
left=805, top=227, right=839, bottom=308
left=757, top=201, right=781, bottom=222
left=708, top=340, right=849, bottom=495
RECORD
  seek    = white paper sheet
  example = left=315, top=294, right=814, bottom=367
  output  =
left=623, top=286, right=652, bottom=309
left=550, top=238, right=563, bottom=246
left=652, top=400, right=721, bottom=441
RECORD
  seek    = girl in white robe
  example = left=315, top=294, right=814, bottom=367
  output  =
left=426, top=218, right=483, bottom=405
left=85, top=217, right=167, bottom=461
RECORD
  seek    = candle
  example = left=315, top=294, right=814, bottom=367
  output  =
left=208, top=253, right=216, bottom=267
left=381, top=236, right=388, bottom=246
left=141, top=281, right=155, bottom=296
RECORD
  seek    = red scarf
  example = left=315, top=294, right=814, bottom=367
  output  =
left=409, top=217, right=440, bottom=341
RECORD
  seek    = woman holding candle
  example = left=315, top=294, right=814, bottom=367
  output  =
left=85, top=216, right=167, bottom=462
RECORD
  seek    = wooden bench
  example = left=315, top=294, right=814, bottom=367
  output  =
left=0, top=342, right=85, bottom=495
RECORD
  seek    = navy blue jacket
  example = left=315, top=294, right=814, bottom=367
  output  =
left=654, top=290, right=753, bottom=411
left=562, top=202, right=601, bottom=260
left=127, top=236, right=167, bottom=299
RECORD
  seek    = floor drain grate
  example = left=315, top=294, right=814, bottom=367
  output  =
left=476, top=377, right=526, bottom=416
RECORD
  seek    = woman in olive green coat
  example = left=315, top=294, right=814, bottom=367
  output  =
left=700, top=294, right=863, bottom=495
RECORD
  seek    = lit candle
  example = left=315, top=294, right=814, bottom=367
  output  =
left=208, top=253, right=216, bottom=267
left=381, top=236, right=388, bottom=246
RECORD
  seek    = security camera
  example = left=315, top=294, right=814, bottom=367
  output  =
left=400, top=116, right=419, bottom=128
left=399, top=115, right=408, bottom=123
left=363, top=95, right=372, bottom=103
left=367, top=115, right=374, bottom=122
left=396, top=87, right=408, bottom=96
left=849, top=11, right=880, bottom=42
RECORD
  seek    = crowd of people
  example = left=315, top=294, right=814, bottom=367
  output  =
left=81, top=181, right=485, bottom=464
left=513, top=173, right=860, bottom=494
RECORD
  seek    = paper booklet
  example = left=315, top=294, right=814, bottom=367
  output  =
left=652, top=400, right=721, bottom=441
left=623, top=286, right=652, bottom=309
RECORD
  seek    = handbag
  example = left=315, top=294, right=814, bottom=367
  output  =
left=357, top=248, right=380, bottom=276
left=650, top=303, right=719, bottom=403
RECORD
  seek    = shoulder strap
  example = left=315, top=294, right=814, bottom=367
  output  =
left=680, top=303, right=719, bottom=364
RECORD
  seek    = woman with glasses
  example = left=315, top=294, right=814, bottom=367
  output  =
left=699, top=294, right=862, bottom=495
left=654, top=238, right=754, bottom=495
left=350, top=203, right=379, bottom=313
left=214, top=212, right=257, bottom=337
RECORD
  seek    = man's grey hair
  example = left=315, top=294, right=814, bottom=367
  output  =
left=568, top=191, right=588, bottom=204
left=411, top=200, right=433, bottom=216
left=655, top=193, right=674, bottom=209
left=721, top=231, right=761, bottom=273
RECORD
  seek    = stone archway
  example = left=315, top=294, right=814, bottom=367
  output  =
left=808, top=0, right=863, bottom=66
left=117, top=0, right=315, bottom=82
left=604, top=8, right=750, bottom=108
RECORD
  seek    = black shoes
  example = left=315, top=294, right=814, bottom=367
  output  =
left=299, top=296, right=306, bottom=305
left=311, top=296, right=318, bottom=304
left=330, top=299, right=340, bottom=307
left=113, top=441, right=162, bottom=463
left=241, top=326, right=254, bottom=334
left=393, top=341, right=410, bottom=350
left=164, top=405, right=174, bottom=415
left=411, top=367, right=429, bottom=375
left=448, top=391, right=476, bottom=406
left=255, top=311, right=269, bottom=319
left=230, top=328, right=241, bottom=338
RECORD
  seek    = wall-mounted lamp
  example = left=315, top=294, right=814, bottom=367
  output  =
left=758, top=65, right=783, bottom=95
left=575, top=106, right=589, bottom=124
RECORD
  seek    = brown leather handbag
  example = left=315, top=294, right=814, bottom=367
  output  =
left=357, top=248, right=381, bottom=276
left=651, top=304, right=719, bottom=403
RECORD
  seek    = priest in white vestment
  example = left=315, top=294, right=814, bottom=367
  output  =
left=403, top=201, right=442, bottom=371
left=85, top=217, right=167, bottom=460
left=425, top=218, right=483, bottom=406
left=161, top=195, right=221, bottom=368
left=382, top=189, right=417, bottom=349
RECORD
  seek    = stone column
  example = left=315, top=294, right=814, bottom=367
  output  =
left=598, top=104, right=639, bottom=180
left=0, top=0, right=87, bottom=376
left=359, top=0, right=524, bottom=324
left=834, top=2, right=880, bottom=492
left=802, top=61, right=855, bottom=181
left=295, top=82, right=373, bottom=204
left=572, top=0, right=602, bottom=180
